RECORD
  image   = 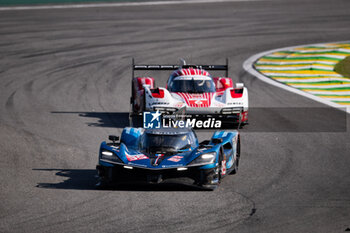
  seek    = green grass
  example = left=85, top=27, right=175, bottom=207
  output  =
left=262, top=56, right=341, bottom=61
left=334, top=56, right=350, bottom=78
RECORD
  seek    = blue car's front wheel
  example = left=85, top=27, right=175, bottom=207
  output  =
left=95, top=165, right=115, bottom=189
left=230, top=136, right=240, bottom=175
left=199, top=150, right=225, bottom=191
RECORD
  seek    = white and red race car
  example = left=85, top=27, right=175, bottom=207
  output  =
left=130, top=60, right=248, bottom=125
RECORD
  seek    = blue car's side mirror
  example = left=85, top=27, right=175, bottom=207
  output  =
left=109, top=135, right=119, bottom=145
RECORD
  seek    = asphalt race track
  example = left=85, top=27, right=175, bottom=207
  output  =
left=0, top=0, right=349, bottom=232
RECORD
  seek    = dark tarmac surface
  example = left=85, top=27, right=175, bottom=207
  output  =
left=0, top=0, right=349, bottom=232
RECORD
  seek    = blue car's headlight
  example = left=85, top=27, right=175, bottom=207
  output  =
left=102, top=150, right=113, bottom=157
left=100, top=150, right=122, bottom=163
left=190, top=152, right=216, bottom=166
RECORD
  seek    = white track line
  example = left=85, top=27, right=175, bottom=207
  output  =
left=0, top=0, right=258, bottom=11
left=242, top=41, right=350, bottom=114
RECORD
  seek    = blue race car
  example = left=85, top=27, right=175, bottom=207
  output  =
left=96, top=127, right=240, bottom=190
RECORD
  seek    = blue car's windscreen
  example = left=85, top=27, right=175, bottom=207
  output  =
left=168, top=79, right=216, bottom=93
left=140, top=133, right=196, bottom=153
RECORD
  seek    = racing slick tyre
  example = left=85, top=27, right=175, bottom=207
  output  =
left=142, top=91, right=146, bottom=112
left=200, top=149, right=225, bottom=191
left=131, top=82, right=136, bottom=114
left=219, top=148, right=227, bottom=179
left=95, top=178, right=111, bottom=190
left=230, top=137, right=240, bottom=175
left=95, top=165, right=113, bottom=190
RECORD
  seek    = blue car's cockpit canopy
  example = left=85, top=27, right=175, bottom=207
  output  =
left=140, top=128, right=198, bottom=154
left=119, top=127, right=199, bottom=154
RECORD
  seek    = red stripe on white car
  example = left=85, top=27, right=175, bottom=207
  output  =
left=175, top=92, right=214, bottom=107
left=172, top=68, right=211, bottom=77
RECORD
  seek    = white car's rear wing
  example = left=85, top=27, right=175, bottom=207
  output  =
left=132, top=58, right=229, bottom=79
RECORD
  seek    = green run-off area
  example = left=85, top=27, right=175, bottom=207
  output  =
left=335, top=56, right=350, bottom=78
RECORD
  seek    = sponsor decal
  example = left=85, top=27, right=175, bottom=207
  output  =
left=150, top=102, right=169, bottom=105
left=125, top=151, right=148, bottom=161
left=128, top=162, right=147, bottom=167
left=162, top=164, right=185, bottom=168
left=221, top=160, right=227, bottom=175
left=228, top=102, right=243, bottom=105
left=168, top=155, right=183, bottom=162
